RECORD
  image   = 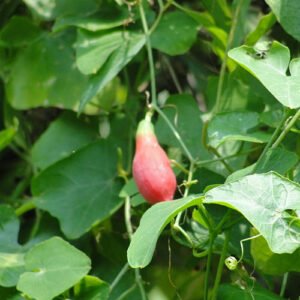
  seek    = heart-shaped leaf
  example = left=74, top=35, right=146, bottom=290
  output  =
left=205, top=172, right=300, bottom=254
left=32, top=140, right=123, bottom=239
left=0, top=205, right=24, bottom=287
left=17, top=237, right=91, bottom=300
left=228, top=41, right=300, bottom=108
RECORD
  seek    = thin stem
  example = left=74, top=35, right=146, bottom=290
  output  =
left=124, top=195, right=147, bottom=300
left=149, top=0, right=173, bottom=34
left=203, top=234, right=215, bottom=300
left=162, top=56, right=183, bottom=93
left=195, top=146, right=260, bottom=167
left=252, top=110, right=289, bottom=173
left=237, top=233, right=262, bottom=265
left=15, top=199, right=36, bottom=216
left=110, top=263, right=130, bottom=291
left=139, top=1, right=157, bottom=106
left=211, top=231, right=230, bottom=300
left=172, top=162, right=195, bottom=247
left=214, top=0, right=244, bottom=113
left=154, top=105, right=195, bottom=162
left=170, top=159, right=189, bottom=174
left=134, top=269, right=147, bottom=300
left=209, top=147, right=234, bottom=173
left=280, top=273, right=289, bottom=297
left=116, top=284, right=137, bottom=300
left=272, top=109, right=300, bottom=149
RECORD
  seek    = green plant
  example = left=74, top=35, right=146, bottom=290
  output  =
left=0, top=0, right=300, bottom=299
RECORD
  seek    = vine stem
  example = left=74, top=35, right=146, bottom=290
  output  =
left=203, top=233, right=215, bottom=300
left=138, top=0, right=157, bottom=106
left=203, top=210, right=232, bottom=300
left=211, top=230, right=230, bottom=300
left=15, top=199, right=36, bottom=216
left=213, top=0, right=244, bottom=114
left=124, top=195, right=147, bottom=300
left=173, top=162, right=195, bottom=246
left=271, top=109, right=300, bottom=148
left=110, top=263, right=130, bottom=292
left=280, top=273, right=289, bottom=297
left=252, top=110, right=289, bottom=173
left=253, top=108, right=300, bottom=173
left=154, top=104, right=195, bottom=162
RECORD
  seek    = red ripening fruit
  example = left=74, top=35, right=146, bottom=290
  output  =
left=133, top=117, right=177, bottom=204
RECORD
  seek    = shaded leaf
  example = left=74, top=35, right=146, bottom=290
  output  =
left=266, top=0, right=300, bottom=41
left=208, top=111, right=270, bottom=148
left=53, top=7, right=131, bottom=32
left=6, top=33, right=89, bottom=110
left=79, top=32, right=144, bottom=112
left=0, top=206, right=24, bottom=287
left=218, top=283, right=283, bottom=300
left=74, top=275, right=109, bottom=300
left=151, top=11, right=198, bottom=56
left=32, top=140, right=123, bottom=239
left=156, top=94, right=210, bottom=160
left=0, top=16, right=41, bottom=47
left=23, top=0, right=99, bottom=21
left=251, top=229, right=300, bottom=275
left=31, top=112, right=98, bottom=170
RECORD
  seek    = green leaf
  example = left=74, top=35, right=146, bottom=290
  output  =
left=0, top=205, right=21, bottom=253
left=74, top=275, right=109, bottom=300
left=0, top=253, right=25, bottom=288
left=0, top=127, right=16, bottom=151
left=32, top=140, right=123, bottom=239
left=22, top=0, right=99, bottom=21
left=0, top=16, right=41, bottom=47
left=207, top=111, right=270, bottom=148
left=155, top=94, right=210, bottom=160
left=17, top=237, right=91, bottom=300
left=0, top=205, right=24, bottom=288
left=75, top=30, right=125, bottom=75
left=228, top=41, right=300, bottom=109
left=31, top=112, right=97, bottom=170
left=266, top=0, right=300, bottom=42
left=172, top=2, right=215, bottom=27
left=53, top=6, right=131, bottom=32
left=251, top=230, right=300, bottom=275
left=151, top=11, right=198, bottom=56
left=127, top=195, right=202, bottom=268
left=6, top=33, right=89, bottom=110
left=218, top=283, right=283, bottom=300
left=79, top=32, right=144, bottom=112
left=205, top=172, right=300, bottom=254
left=245, top=12, right=276, bottom=46
left=255, top=148, right=298, bottom=175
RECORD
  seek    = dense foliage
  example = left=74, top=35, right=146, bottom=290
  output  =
left=0, top=0, right=300, bottom=299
